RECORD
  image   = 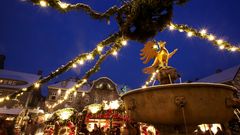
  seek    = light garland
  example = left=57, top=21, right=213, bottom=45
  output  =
left=47, top=40, right=128, bottom=109
left=29, top=0, right=120, bottom=20
left=142, top=69, right=159, bottom=88
left=0, top=33, right=124, bottom=104
left=168, top=23, right=240, bottom=52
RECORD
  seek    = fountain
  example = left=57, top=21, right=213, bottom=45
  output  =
left=121, top=41, right=240, bottom=134
left=121, top=83, right=238, bottom=134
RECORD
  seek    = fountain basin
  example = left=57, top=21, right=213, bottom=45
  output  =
left=121, top=83, right=238, bottom=125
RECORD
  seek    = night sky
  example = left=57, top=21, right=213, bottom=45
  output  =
left=0, top=0, right=240, bottom=96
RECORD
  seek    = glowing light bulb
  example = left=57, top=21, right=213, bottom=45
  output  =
left=39, top=0, right=48, bottom=7
left=22, top=88, right=27, bottom=91
left=82, top=92, right=85, bottom=97
left=216, top=39, right=224, bottom=45
left=169, top=25, right=175, bottom=31
left=208, top=35, right=215, bottom=41
left=34, top=83, right=40, bottom=88
left=142, top=85, right=147, bottom=88
left=83, top=79, right=87, bottom=83
left=6, top=96, right=10, bottom=100
left=152, top=72, right=156, bottom=76
left=78, top=59, right=84, bottom=65
left=97, top=46, right=103, bottom=52
left=219, top=45, right=225, bottom=50
left=86, top=54, right=93, bottom=60
left=0, top=98, right=4, bottom=102
left=58, top=89, right=61, bottom=95
left=58, top=2, right=69, bottom=9
left=121, top=40, right=127, bottom=46
left=72, top=63, right=77, bottom=68
left=112, top=50, right=118, bottom=56
left=75, top=84, right=80, bottom=88
left=187, top=32, right=193, bottom=37
left=200, top=29, right=207, bottom=35
left=230, top=47, right=237, bottom=52
left=74, top=91, right=77, bottom=97
left=179, top=29, right=183, bottom=32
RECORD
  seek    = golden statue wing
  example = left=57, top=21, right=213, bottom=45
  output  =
left=140, top=41, right=158, bottom=64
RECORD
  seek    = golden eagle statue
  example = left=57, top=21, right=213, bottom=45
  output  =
left=140, top=41, right=178, bottom=74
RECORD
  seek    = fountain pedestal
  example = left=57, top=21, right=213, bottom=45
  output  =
left=121, top=83, right=238, bottom=134
left=156, top=66, right=179, bottom=84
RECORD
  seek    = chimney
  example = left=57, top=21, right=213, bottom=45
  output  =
left=0, top=55, right=6, bottom=69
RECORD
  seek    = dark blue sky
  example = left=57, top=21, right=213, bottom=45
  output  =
left=0, top=0, right=240, bottom=95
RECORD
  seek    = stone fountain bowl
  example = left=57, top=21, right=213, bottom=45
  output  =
left=121, top=83, right=238, bottom=125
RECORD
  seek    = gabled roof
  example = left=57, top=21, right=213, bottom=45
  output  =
left=197, top=65, right=240, bottom=83
left=0, top=69, right=41, bottom=89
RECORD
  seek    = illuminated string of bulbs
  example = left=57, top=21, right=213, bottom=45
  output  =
left=47, top=79, right=87, bottom=109
left=142, top=69, right=159, bottom=88
left=0, top=33, right=125, bottom=103
left=47, top=41, right=127, bottom=109
left=168, top=23, right=240, bottom=52
left=30, top=0, right=120, bottom=21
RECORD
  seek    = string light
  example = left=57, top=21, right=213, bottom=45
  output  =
left=47, top=42, right=126, bottom=109
left=169, top=23, right=240, bottom=52
left=58, top=1, right=69, bottom=9
left=208, top=35, right=215, bottom=41
left=143, top=69, right=159, bottom=88
left=74, top=91, right=77, bottom=97
left=97, top=46, right=103, bottom=52
left=216, top=39, right=224, bottom=45
left=121, top=40, right=128, bottom=46
left=22, top=88, right=27, bottom=91
left=169, top=24, right=175, bottom=31
left=7, top=0, right=128, bottom=104
left=82, top=92, right=85, bottom=97
left=72, top=63, right=77, bottom=68
left=39, top=0, right=48, bottom=7
left=6, top=96, right=10, bottom=101
left=0, top=98, right=4, bottom=102
left=112, top=50, right=118, bottom=56
left=219, top=45, right=225, bottom=50
left=83, top=79, right=87, bottom=83
left=86, top=54, right=93, bottom=60
left=34, top=82, right=40, bottom=88
left=200, top=29, right=207, bottom=35
left=48, top=79, right=87, bottom=109
left=187, top=32, right=193, bottom=37
left=78, top=59, right=84, bottom=65
left=231, top=47, right=237, bottom=52
left=58, top=89, right=61, bottom=95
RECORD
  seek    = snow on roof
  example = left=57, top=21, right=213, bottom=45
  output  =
left=48, top=79, right=90, bottom=92
left=0, top=69, right=41, bottom=89
left=0, top=107, right=22, bottom=115
left=197, top=65, right=240, bottom=83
